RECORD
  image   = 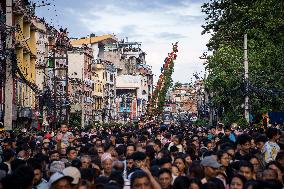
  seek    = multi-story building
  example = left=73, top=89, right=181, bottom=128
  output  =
left=0, top=4, right=5, bottom=122
left=170, top=84, right=198, bottom=114
left=105, top=39, right=153, bottom=121
left=91, top=60, right=104, bottom=121
left=71, top=35, right=118, bottom=122
left=68, top=45, right=94, bottom=127
left=71, top=35, right=153, bottom=123
left=13, top=1, right=38, bottom=127
left=102, top=60, right=116, bottom=122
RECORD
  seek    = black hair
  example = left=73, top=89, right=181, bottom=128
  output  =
left=71, top=158, right=82, bottom=169
left=236, top=134, right=251, bottom=145
left=229, top=174, right=247, bottom=186
left=266, top=128, right=280, bottom=140
left=188, top=161, right=205, bottom=180
left=130, top=170, right=150, bottom=187
left=170, top=145, right=179, bottom=153
left=3, top=149, right=14, bottom=162
left=1, top=165, right=34, bottom=189
left=158, top=157, right=172, bottom=166
left=204, top=178, right=225, bottom=189
left=173, top=176, right=190, bottom=189
left=108, top=170, right=124, bottom=188
left=158, top=168, right=172, bottom=177
left=188, top=178, right=202, bottom=188
left=239, top=160, right=254, bottom=172
left=0, top=163, right=9, bottom=173
left=251, top=180, right=283, bottom=189
left=11, top=158, right=26, bottom=172
left=217, top=150, right=228, bottom=160
left=126, top=143, right=136, bottom=151
left=254, top=134, right=268, bottom=143
left=244, top=180, right=260, bottom=189
left=266, top=161, right=284, bottom=173
left=66, top=147, right=77, bottom=155
left=154, top=139, right=162, bottom=148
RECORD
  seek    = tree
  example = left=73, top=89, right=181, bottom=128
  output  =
left=173, top=82, right=182, bottom=89
left=202, top=0, right=284, bottom=124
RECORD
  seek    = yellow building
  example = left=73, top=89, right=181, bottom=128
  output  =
left=14, top=3, right=37, bottom=114
left=71, top=35, right=117, bottom=121
left=92, top=63, right=104, bottom=111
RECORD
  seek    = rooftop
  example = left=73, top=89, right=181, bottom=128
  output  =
left=70, top=34, right=117, bottom=46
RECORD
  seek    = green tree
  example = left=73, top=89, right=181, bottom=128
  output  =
left=202, top=0, right=284, bottom=124
left=173, top=82, right=182, bottom=89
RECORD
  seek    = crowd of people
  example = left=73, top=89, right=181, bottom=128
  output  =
left=0, top=122, right=283, bottom=189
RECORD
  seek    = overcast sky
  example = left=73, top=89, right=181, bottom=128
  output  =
left=34, top=0, right=210, bottom=83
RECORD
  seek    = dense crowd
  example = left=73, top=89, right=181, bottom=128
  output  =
left=0, top=122, right=283, bottom=189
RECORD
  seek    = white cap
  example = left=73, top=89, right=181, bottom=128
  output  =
left=48, top=172, right=73, bottom=187
left=63, top=166, right=81, bottom=184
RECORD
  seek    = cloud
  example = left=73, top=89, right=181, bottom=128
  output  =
left=34, top=0, right=209, bottom=83
left=157, top=32, right=187, bottom=40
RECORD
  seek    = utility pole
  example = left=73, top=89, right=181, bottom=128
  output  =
left=244, top=34, right=249, bottom=123
left=4, top=0, right=13, bottom=130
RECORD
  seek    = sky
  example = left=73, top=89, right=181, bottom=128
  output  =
left=34, top=0, right=211, bottom=83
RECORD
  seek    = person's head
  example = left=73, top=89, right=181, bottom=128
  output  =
left=224, top=126, right=231, bottom=136
left=63, top=166, right=81, bottom=187
left=266, top=128, right=280, bottom=141
left=236, top=134, right=251, bottom=154
left=217, top=150, right=230, bottom=167
left=126, top=155, right=134, bottom=170
left=95, top=139, right=102, bottom=147
left=49, top=172, right=73, bottom=189
left=201, top=156, right=221, bottom=179
left=102, top=158, right=113, bottom=175
left=107, top=170, right=124, bottom=188
left=1, top=165, right=35, bottom=189
left=153, top=139, right=162, bottom=152
left=67, top=147, right=78, bottom=161
left=60, top=123, right=69, bottom=133
left=130, top=170, right=152, bottom=189
left=126, top=144, right=136, bottom=156
left=132, top=151, right=147, bottom=168
left=2, top=138, right=12, bottom=150
left=262, top=168, right=278, bottom=181
left=188, top=162, right=205, bottom=180
left=80, top=155, right=91, bottom=169
left=224, top=146, right=235, bottom=160
left=230, top=174, right=247, bottom=189
left=3, top=149, right=15, bottom=162
left=159, top=157, right=172, bottom=170
left=185, top=154, right=192, bottom=165
left=255, top=135, right=267, bottom=151
left=266, top=161, right=284, bottom=183
left=50, top=151, right=60, bottom=161
left=276, top=151, right=284, bottom=168
left=204, top=140, right=213, bottom=151
left=158, top=168, right=172, bottom=189
left=96, top=145, right=104, bottom=157
left=188, top=178, right=202, bottom=189
left=173, top=136, right=182, bottom=145
left=49, top=161, right=65, bottom=175
left=206, top=177, right=225, bottom=189
left=172, top=176, right=190, bottom=189
left=32, top=162, right=43, bottom=186
left=171, top=165, right=180, bottom=177
left=216, top=171, right=228, bottom=187
left=112, top=160, right=124, bottom=173
left=249, top=155, right=260, bottom=173
left=238, top=161, right=254, bottom=180
left=174, top=156, right=186, bottom=174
